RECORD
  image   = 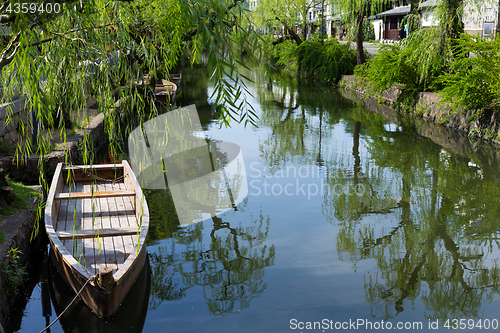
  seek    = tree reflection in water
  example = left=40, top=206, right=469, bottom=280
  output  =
left=254, top=70, right=500, bottom=322
left=326, top=109, right=500, bottom=321
left=147, top=194, right=275, bottom=315
left=142, top=67, right=276, bottom=316
left=147, top=67, right=500, bottom=322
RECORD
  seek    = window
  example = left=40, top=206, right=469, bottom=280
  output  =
left=390, top=17, right=398, bottom=29
left=484, top=22, right=494, bottom=36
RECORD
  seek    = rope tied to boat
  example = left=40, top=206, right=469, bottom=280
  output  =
left=39, top=275, right=96, bottom=333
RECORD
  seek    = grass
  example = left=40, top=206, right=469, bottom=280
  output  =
left=1, top=181, right=38, bottom=217
left=0, top=141, right=15, bottom=154
left=413, top=101, right=431, bottom=117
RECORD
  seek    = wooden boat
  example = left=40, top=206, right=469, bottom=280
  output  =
left=44, top=161, right=149, bottom=318
left=154, top=79, right=177, bottom=103
left=169, top=72, right=182, bottom=92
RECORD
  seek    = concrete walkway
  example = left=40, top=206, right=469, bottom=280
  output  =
left=339, top=41, right=380, bottom=56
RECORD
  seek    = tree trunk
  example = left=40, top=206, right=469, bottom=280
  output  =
left=356, top=9, right=366, bottom=65
left=407, top=0, right=419, bottom=34
left=443, top=0, right=464, bottom=58
left=273, top=17, right=302, bottom=46
left=302, top=14, right=308, bottom=41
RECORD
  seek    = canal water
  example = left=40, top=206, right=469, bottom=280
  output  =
left=13, top=66, right=500, bottom=332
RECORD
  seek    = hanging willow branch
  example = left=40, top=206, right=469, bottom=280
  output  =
left=0, top=0, right=262, bottom=205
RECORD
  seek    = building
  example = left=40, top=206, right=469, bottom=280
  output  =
left=372, top=0, right=499, bottom=41
left=373, top=1, right=411, bottom=41
left=463, top=2, right=498, bottom=38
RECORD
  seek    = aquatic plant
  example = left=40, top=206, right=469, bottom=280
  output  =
left=3, top=248, right=26, bottom=299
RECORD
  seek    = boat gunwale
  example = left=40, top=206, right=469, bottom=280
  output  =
left=114, top=160, right=149, bottom=281
left=45, top=162, right=91, bottom=280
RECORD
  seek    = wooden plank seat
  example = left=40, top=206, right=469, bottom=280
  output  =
left=56, top=227, right=139, bottom=240
left=55, top=190, right=135, bottom=200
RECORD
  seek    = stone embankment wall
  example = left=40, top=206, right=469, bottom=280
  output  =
left=0, top=89, right=28, bottom=146
left=340, top=75, right=500, bottom=148
left=0, top=111, right=107, bottom=183
left=0, top=196, right=45, bottom=333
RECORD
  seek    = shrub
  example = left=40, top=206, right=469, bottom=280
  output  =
left=355, top=27, right=445, bottom=92
left=363, top=22, right=375, bottom=41
left=260, top=35, right=298, bottom=74
left=296, top=39, right=357, bottom=84
left=437, top=33, right=500, bottom=113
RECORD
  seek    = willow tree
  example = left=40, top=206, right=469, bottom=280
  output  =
left=334, top=0, right=389, bottom=64
left=252, top=0, right=321, bottom=45
left=0, top=0, right=260, bottom=177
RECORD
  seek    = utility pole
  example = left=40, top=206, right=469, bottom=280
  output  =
left=321, top=0, right=325, bottom=35
left=497, top=5, right=500, bottom=37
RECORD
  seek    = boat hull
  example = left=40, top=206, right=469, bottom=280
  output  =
left=45, top=161, right=149, bottom=318
left=48, top=250, right=150, bottom=332
left=48, top=239, right=146, bottom=318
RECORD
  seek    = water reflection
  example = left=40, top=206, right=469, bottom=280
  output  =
left=255, top=70, right=500, bottom=324
left=147, top=211, right=275, bottom=316
left=326, top=109, right=500, bottom=321
left=140, top=70, right=276, bottom=318
left=20, top=65, right=500, bottom=333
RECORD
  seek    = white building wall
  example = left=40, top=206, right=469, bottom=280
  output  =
left=463, top=3, right=498, bottom=37
left=372, top=19, right=384, bottom=40
left=419, top=2, right=498, bottom=37
left=421, top=10, right=436, bottom=27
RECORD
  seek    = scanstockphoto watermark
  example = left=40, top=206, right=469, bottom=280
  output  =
left=129, top=105, right=248, bottom=227
left=290, top=318, right=425, bottom=330
left=248, top=162, right=366, bottom=200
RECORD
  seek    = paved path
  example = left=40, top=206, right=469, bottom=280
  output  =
left=363, top=42, right=380, bottom=56
left=339, top=41, right=380, bottom=56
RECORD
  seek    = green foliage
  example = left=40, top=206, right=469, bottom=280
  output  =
left=0, top=0, right=263, bottom=238
left=413, top=101, right=431, bottom=117
left=355, top=27, right=445, bottom=92
left=296, top=39, right=357, bottom=84
left=468, top=128, right=480, bottom=138
left=438, top=33, right=500, bottom=114
left=362, top=21, right=375, bottom=41
left=252, top=0, right=321, bottom=41
left=260, top=35, right=298, bottom=74
left=0, top=0, right=262, bottom=171
left=3, top=248, right=26, bottom=298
